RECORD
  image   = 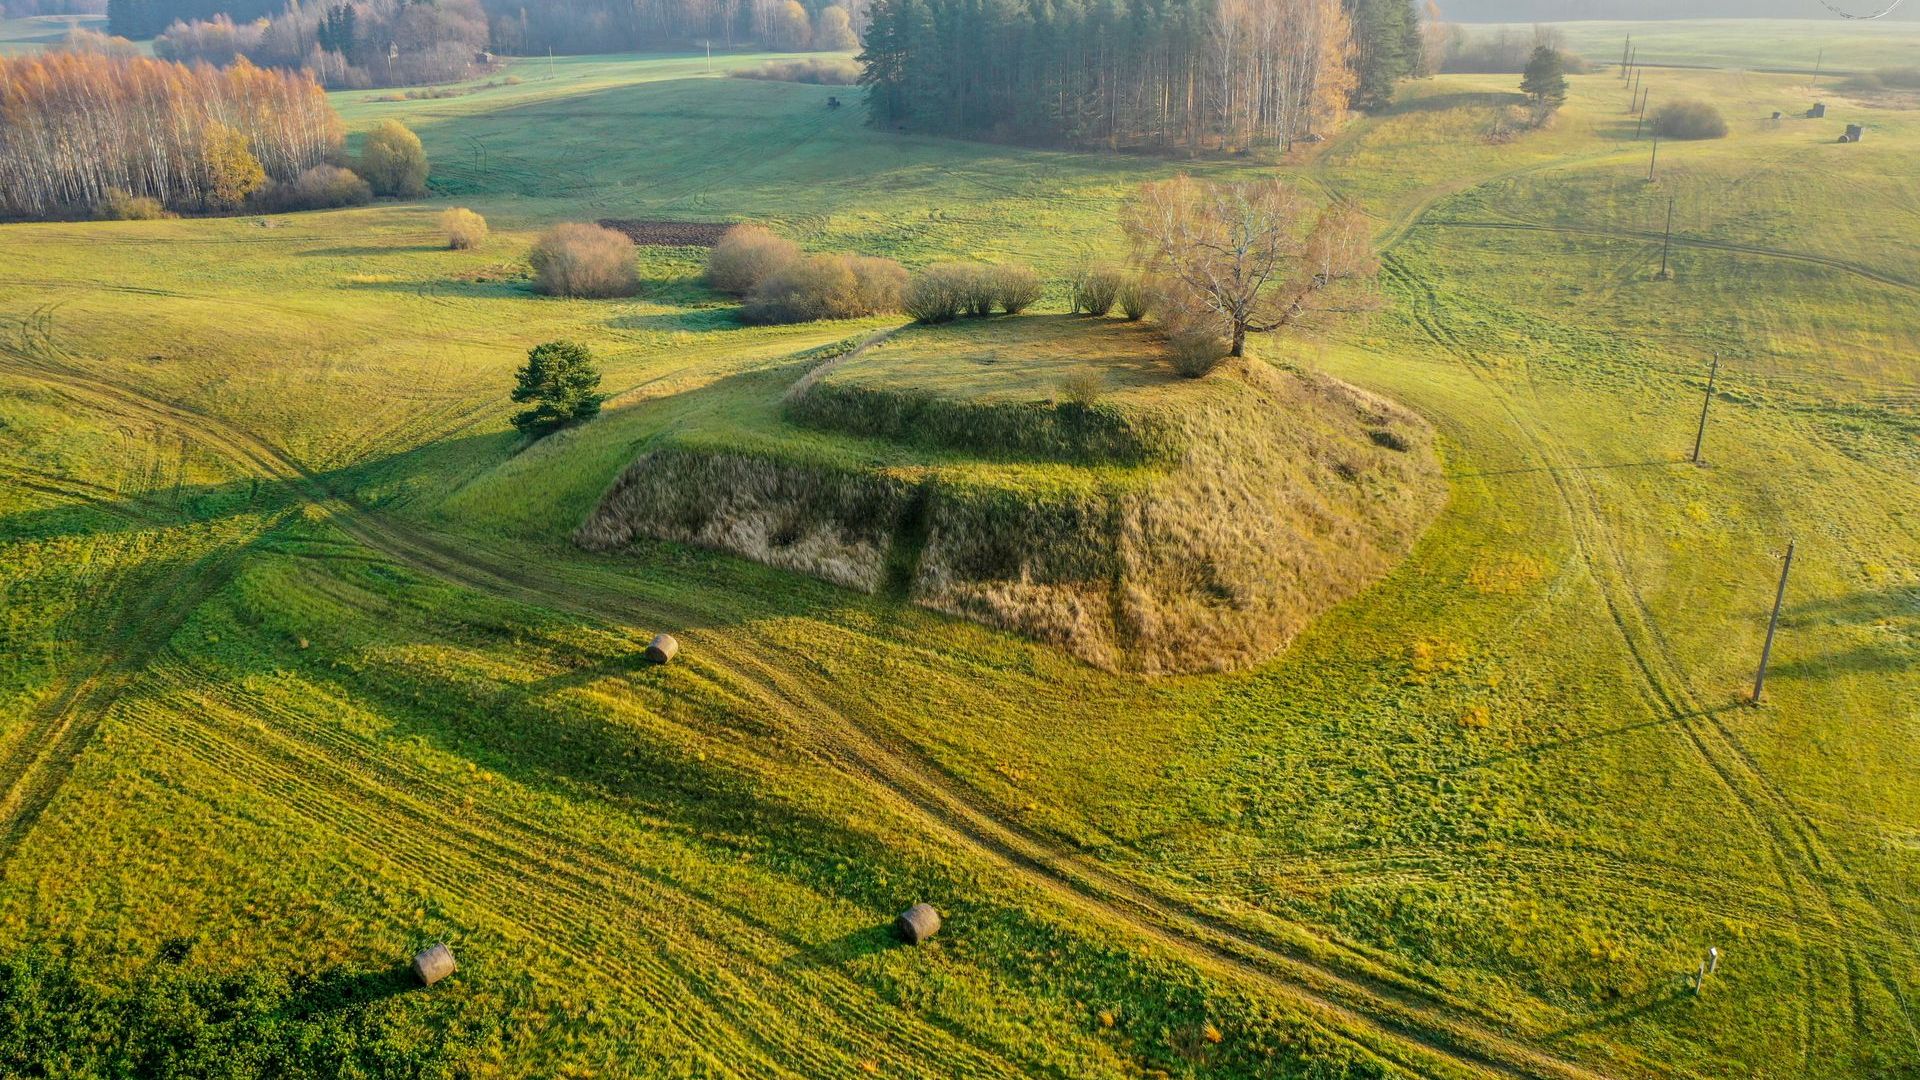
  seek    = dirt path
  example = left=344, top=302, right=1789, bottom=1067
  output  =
left=0, top=348, right=1612, bottom=1079
left=1379, top=240, right=1920, bottom=1070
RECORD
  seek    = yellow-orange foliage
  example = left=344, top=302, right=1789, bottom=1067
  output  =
left=0, top=52, right=341, bottom=217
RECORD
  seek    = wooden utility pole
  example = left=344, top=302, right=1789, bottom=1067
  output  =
left=1659, top=195, right=1676, bottom=278
left=1648, top=137, right=1660, bottom=182
left=1811, top=48, right=1824, bottom=88
left=1691, top=355, right=1718, bottom=463
left=1752, top=539, right=1795, bottom=705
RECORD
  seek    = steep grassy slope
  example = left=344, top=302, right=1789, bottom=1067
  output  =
left=0, top=50, right=1915, bottom=1079
left=578, top=317, right=1445, bottom=672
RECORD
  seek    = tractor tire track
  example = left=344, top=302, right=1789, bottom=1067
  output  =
left=1421, top=219, right=1919, bottom=294
left=1378, top=243, right=1920, bottom=1069
left=0, top=329, right=1613, bottom=1079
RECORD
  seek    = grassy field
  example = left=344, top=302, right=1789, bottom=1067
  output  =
left=0, top=39, right=1916, bottom=1080
left=1482, top=18, right=1920, bottom=74
left=0, top=13, right=107, bottom=54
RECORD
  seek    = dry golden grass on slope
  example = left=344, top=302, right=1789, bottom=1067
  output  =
left=915, top=360, right=1445, bottom=673
left=576, top=320, right=1444, bottom=674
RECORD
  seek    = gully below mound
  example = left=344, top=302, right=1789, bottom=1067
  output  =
left=576, top=358, right=1445, bottom=674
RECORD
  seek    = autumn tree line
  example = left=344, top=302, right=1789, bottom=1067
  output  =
left=0, top=49, right=432, bottom=219
left=149, top=0, right=492, bottom=89
left=857, top=0, right=1425, bottom=151
left=108, top=0, right=866, bottom=87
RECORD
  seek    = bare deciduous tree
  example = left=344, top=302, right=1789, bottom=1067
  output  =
left=1122, top=176, right=1379, bottom=357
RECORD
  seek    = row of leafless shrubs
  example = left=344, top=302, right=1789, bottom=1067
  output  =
left=902, top=263, right=1043, bottom=322
left=705, top=223, right=909, bottom=323
left=1484, top=103, right=1557, bottom=145
left=1073, top=264, right=1231, bottom=378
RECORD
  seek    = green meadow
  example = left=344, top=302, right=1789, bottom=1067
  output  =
left=0, top=30, right=1916, bottom=1080
left=1485, top=18, right=1920, bottom=74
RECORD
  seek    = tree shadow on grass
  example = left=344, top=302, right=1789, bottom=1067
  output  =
left=780, top=925, right=898, bottom=971
left=284, top=965, right=418, bottom=1019
left=1444, top=701, right=1745, bottom=774
left=1543, top=980, right=1696, bottom=1041
left=1771, top=585, right=1918, bottom=683
left=1384, top=90, right=1529, bottom=116
left=299, top=244, right=449, bottom=257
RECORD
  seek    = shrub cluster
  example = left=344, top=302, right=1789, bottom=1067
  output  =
left=706, top=224, right=802, bottom=295
left=530, top=222, right=638, bottom=298
left=705, top=224, right=911, bottom=324
left=1117, top=276, right=1152, bottom=321
left=441, top=207, right=489, bottom=249
left=358, top=119, right=428, bottom=197
left=250, top=164, right=372, bottom=212
left=94, top=189, right=171, bottom=221
left=1148, top=275, right=1232, bottom=377
left=728, top=59, right=861, bottom=85
left=741, top=254, right=907, bottom=324
left=903, top=263, right=1046, bottom=323
left=1652, top=100, right=1728, bottom=141
left=1056, top=366, right=1106, bottom=407
left=1072, top=266, right=1125, bottom=316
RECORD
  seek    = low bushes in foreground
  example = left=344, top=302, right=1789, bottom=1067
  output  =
left=741, top=254, right=907, bottom=323
left=441, top=207, right=489, bottom=249
left=729, top=58, right=860, bottom=85
left=530, top=223, right=638, bottom=297
left=1652, top=100, right=1728, bottom=140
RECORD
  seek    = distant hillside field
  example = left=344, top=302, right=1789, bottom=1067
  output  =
left=1445, top=1, right=1916, bottom=20
left=1469, top=18, right=1920, bottom=72
left=0, top=38, right=1916, bottom=1080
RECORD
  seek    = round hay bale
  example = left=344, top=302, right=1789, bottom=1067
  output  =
left=895, top=903, right=941, bottom=945
left=645, top=633, right=679, bottom=664
left=412, top=943, right=456, bottom=987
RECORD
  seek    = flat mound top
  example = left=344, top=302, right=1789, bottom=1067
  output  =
left=828, top=316, right=1197, bottom=406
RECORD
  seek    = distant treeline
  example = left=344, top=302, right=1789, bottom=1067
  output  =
left=2, top=0, right=106, bottom=14
left=1436, top=0, right=1916, bottom=19
left=483, top=0, right=862, bottom=54
left=106, top=0, right=276, bottom=39
left=109, top=0, right=868, bottom=57
left=0, top=50, right=339, bottom=217
left=151, top=0, right=491, bottom=89
left=856, top=0, right=1424, bottom=151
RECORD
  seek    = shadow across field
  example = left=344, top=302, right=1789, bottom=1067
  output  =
left=1772, top=585, right=1919, bottom=681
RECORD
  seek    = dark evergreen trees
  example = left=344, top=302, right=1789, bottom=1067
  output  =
left=1344, top=0, right=1422, bottom=111
left=1520, top=45, right=1569, bottom=110
left=511, top=341, right=604, bottom=437
left=857, top=0, right=1383, bottom=152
